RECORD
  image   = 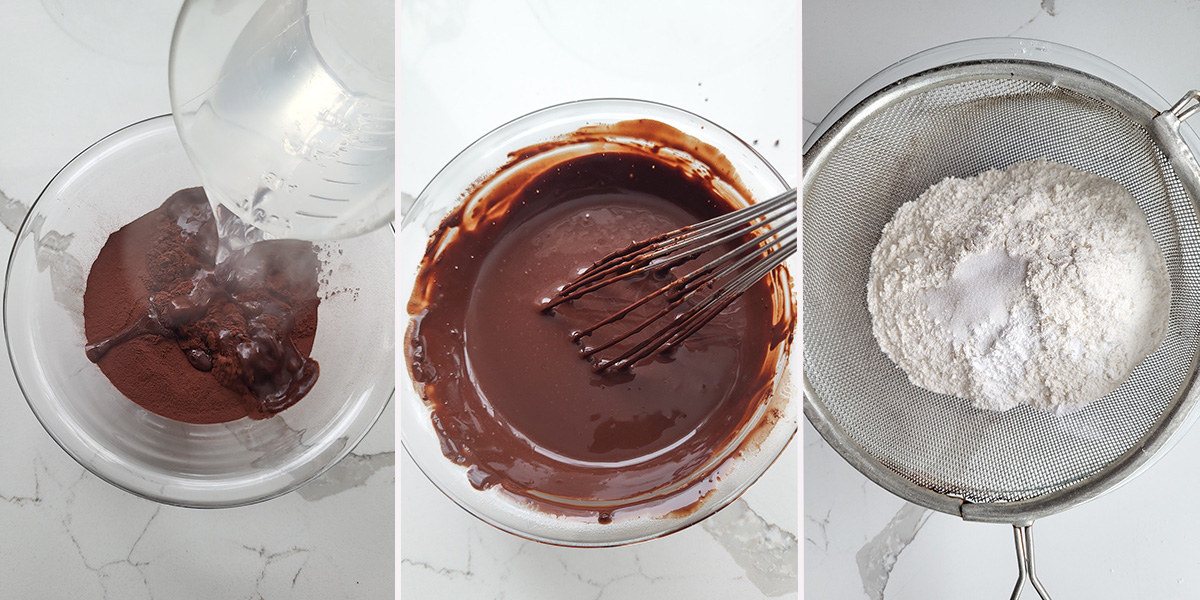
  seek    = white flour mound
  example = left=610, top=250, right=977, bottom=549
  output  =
left=867, top=159, right=1171, bottom=414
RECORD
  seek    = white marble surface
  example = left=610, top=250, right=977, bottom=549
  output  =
left=0, top=2, right=394, bottom=598
left=400, top=1, right=798, bottom=598
left=804, top=1, right=1200, bottom=598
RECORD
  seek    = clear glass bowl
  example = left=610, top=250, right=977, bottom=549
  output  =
left=400, top=98, right=797, bottom=546
left=4, top=115, right=395, bottom=507
left=806, top=37, right=1199, bottom=151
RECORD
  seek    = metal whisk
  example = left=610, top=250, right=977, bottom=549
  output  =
left=542, top=188, right=796, bottom=371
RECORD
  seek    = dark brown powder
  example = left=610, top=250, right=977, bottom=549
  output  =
left=83, top=188, right=321, bottom=424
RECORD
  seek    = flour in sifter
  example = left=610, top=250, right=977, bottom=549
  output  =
left=867, top=159, right=1170, bottom=414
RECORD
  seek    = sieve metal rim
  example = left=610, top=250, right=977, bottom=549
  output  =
left=803, top=58, right=1200, bottom=525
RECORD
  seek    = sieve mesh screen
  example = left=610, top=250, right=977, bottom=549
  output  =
left=803, top=71, right=1200, bottom=505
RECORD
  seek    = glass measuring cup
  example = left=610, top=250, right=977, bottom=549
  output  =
left=169, top=0, right=395, bottom=241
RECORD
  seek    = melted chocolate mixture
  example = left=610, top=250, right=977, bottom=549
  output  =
left=407, top=125, right=791, bottom=521
left=84, top=188, right=321, bottom=423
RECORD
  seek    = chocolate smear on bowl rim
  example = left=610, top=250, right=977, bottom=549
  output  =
left=405, top=119, right=795, bottom=524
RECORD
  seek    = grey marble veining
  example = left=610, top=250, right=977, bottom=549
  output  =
left=400, top=1, right=798, bottom=597
left=805, top=0, right=1200, bottom=597
left=0, top=2, right=395, bottom=597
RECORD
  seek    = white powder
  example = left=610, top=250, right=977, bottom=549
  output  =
left=867, top=159, right=1171, bottom=414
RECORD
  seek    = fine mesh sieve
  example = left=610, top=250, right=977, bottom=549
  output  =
left=803, top=45, right=1200, bottom=599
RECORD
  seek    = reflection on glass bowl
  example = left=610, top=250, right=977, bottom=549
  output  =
left=5, top=115, right=395, bottom=507
left=400, top=98, right=797, bottom=546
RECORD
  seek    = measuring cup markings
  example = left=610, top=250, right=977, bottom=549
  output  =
left=172, top=0, right=394, bottom=240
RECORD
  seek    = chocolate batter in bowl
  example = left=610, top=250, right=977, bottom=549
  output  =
left=5, top=116, right=395, bottom=507
left=401, top=99, right=796, bottom=546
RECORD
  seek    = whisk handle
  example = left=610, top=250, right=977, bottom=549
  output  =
left=1009, top=524, right=1053, bottom=600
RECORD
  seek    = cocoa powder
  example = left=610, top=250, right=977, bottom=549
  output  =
left=83, top=188, right=321, bottom=424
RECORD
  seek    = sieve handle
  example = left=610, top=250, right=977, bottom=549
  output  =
left=1009, top=524, right=1052, bottom=600
left=1168, top=90, right=1200, bottom=122
left=1152, top=91, right=1200, bottom=215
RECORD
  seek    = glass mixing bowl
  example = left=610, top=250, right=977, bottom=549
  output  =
left=4, top=115, right=395, bottom=507
left=400, top=98, right=797, bottom=546
left=807, top=37, right=1200, bottom=152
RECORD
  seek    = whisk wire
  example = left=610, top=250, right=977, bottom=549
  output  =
left=596, top=231, right=796, bottom=371
left=548, top=188, right=796, bottom=371
left=573, top=213, right=797, bottom=341
left=548, top=190, right=795, bottom=308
